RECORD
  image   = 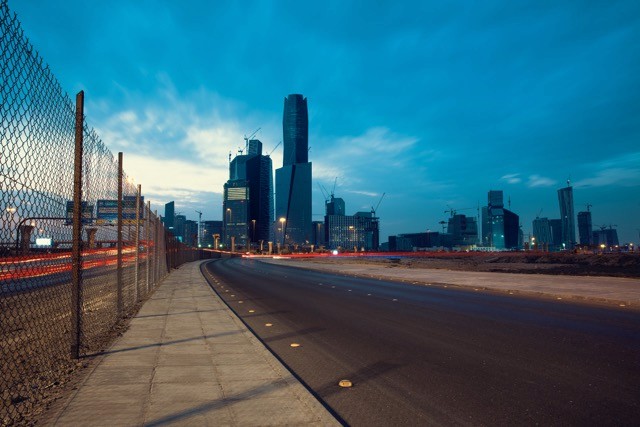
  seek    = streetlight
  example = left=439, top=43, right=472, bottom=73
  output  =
left=251, top=219, right=256, bottom=245
left=279, top=217, right=286, bottom=246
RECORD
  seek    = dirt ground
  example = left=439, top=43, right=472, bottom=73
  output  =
left=300, top=252, right=640, bottom=278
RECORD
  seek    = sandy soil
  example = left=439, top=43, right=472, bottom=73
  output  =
left=297, top=251, right=640, bottom=278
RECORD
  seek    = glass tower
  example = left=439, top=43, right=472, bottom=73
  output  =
left=276, top=94, right=312, bottom=245
left=557, top=185, right=576, bottom=249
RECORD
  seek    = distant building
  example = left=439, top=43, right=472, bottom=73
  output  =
left=224, top=139, right=274, bottom=249
left=481, top=190, right=518, bottom=250
left=275, top=94, right=312, bottom=246
left=577, top=211, right=593, bottom=246
left=163, top=201, right=175, bottom=232
left=312, top=221, right=325, bottom=248
left=326, top=196, right=345, bottom=216
left=549, top=219, right=563, bottom=251
left=532, top=217, right=552, bottom=249
left=503, top=209, right=519, bottom=249
left=323, top=196, right=379, bottom=251
left=174, top=214, right=186, bottom=242
left=223, top=180, right=249, bottom=248
left=184, top=220, right=198, bottom=246
left=245, top=142, right=274, bottom=244
left=557, top=184, right=576, bottom=249
left=202, top=220, right=223, bottom=248
left=388, top=232, right=447, bottom=251
left=447, top=214, right=478, bottom=247
left=593, top=228, right=619, bottom=248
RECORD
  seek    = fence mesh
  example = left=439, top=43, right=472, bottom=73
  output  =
left=1, top=2, right=210, bottom=424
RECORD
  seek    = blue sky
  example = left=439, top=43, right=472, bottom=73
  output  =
left=10, top=1, right=640, bottom=244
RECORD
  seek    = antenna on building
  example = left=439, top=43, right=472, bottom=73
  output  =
left=228, top=151, right=232, bottom=163
left=586, top=203, right=592, bottom=212
left=567, top=177, right=571, bottom=187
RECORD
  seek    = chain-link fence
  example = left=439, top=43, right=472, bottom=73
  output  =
left=1, top=2, right=211, bottom=424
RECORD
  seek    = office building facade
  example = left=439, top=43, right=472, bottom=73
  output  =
left=223, top=180, right=249, bottom=248
left=577, top=211, right=593, bottom=246
left=447, top=214, right=478, bottom=247
left=224, top=139, right=274, bottom=249
left=532, top=217, right=552, bottom=249
left=163, top=201, right=175, bottom=232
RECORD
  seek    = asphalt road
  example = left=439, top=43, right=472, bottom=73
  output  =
left=204, top=257, right=640, bottom=426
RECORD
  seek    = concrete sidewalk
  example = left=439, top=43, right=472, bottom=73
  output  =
left=50, top=261, right=339, bottom=426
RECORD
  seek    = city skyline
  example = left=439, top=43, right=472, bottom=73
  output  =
left=10, top=1, right=640, bottom=243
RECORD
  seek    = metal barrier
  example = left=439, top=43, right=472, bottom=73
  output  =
left=0, top=2, right=209, bottom=424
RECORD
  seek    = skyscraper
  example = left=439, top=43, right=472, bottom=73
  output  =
left=283, top=94, right=308, bottom=166
left=223, top=139, right=273, bottom=249
left=276, top=94, right=312, bottom=245
left=163, top=201, right=175, bottom=232
left=577, top=211, right=593, bottom=246
left=532, top=217, right=552, bottom=248
left=557, top=184, right=576, bottom=249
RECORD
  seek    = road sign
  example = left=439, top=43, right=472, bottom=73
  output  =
left=66, top=201, right=93, bottom=225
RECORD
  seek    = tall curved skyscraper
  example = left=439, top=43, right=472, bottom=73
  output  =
left=283, top=94, right=308, bottom=165
left=276, top=94, right=312, bottom=245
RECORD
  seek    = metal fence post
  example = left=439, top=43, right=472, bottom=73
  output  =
left=70, top=90, right=84, bottom=359
left=117, top=152, right=123, bottom=317
left=145, top=200, right=150, bottom=294
left=134, top=184, right=140, bottom=301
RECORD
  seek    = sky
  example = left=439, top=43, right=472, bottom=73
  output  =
left=9, top=0, right=640, bottom=244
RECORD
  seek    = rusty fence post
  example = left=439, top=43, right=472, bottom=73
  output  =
left=70, top=90, right=84, bottom=359
left=153, top=210, right=159, bottom=284
left=145, top=200, right=150, bottom=294
left=134, top=184, right=140, bottom=301
left=117, top=152, right=123, bottom=317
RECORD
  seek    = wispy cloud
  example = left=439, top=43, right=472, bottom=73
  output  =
left=527, top=174, right=557, bottom=188
left=345, top=189, right=380, bottom=197
left=500, top=173, right=522, bottom=184
left=574, top=168, right=640, bottom=188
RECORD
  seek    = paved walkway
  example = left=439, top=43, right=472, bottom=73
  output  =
left=51, top=261, right=339, bottom=426
left=262, top=259, right=640, bottom=308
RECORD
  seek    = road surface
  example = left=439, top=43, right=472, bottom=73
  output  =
left=204, top=257, right=640, bottom=426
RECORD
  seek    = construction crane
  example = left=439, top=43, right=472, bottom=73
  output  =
left=598, top=224, right=617, bottom=231
left=243, top=127, right=261, bottom=146
left=267, top=141, right=282, bottom=156
left=371, top=192, right=386, bottom=218
left=331, top=177, right=338, bottom=198
left=444, top=206, right=475, bottom=218
left=195, top=210, right=202, bottom=247
left=536, top=208, right=543, bottom=218
left=317, top=182, right=330, bottom=203
left=438, top=220, right=447, bottom=233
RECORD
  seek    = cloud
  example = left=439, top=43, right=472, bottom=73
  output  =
left=500, top=173, right=522, bottom=184
left=527, top=175, right=557, bottom=188
left=337, top=127, right=418, bottom=156
left=573, top=168, right=640, bottom=188
left=345, top=190, right=380, bottom=197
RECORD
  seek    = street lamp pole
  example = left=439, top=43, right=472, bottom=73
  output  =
left=279, top=217, right=286, bottom=246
